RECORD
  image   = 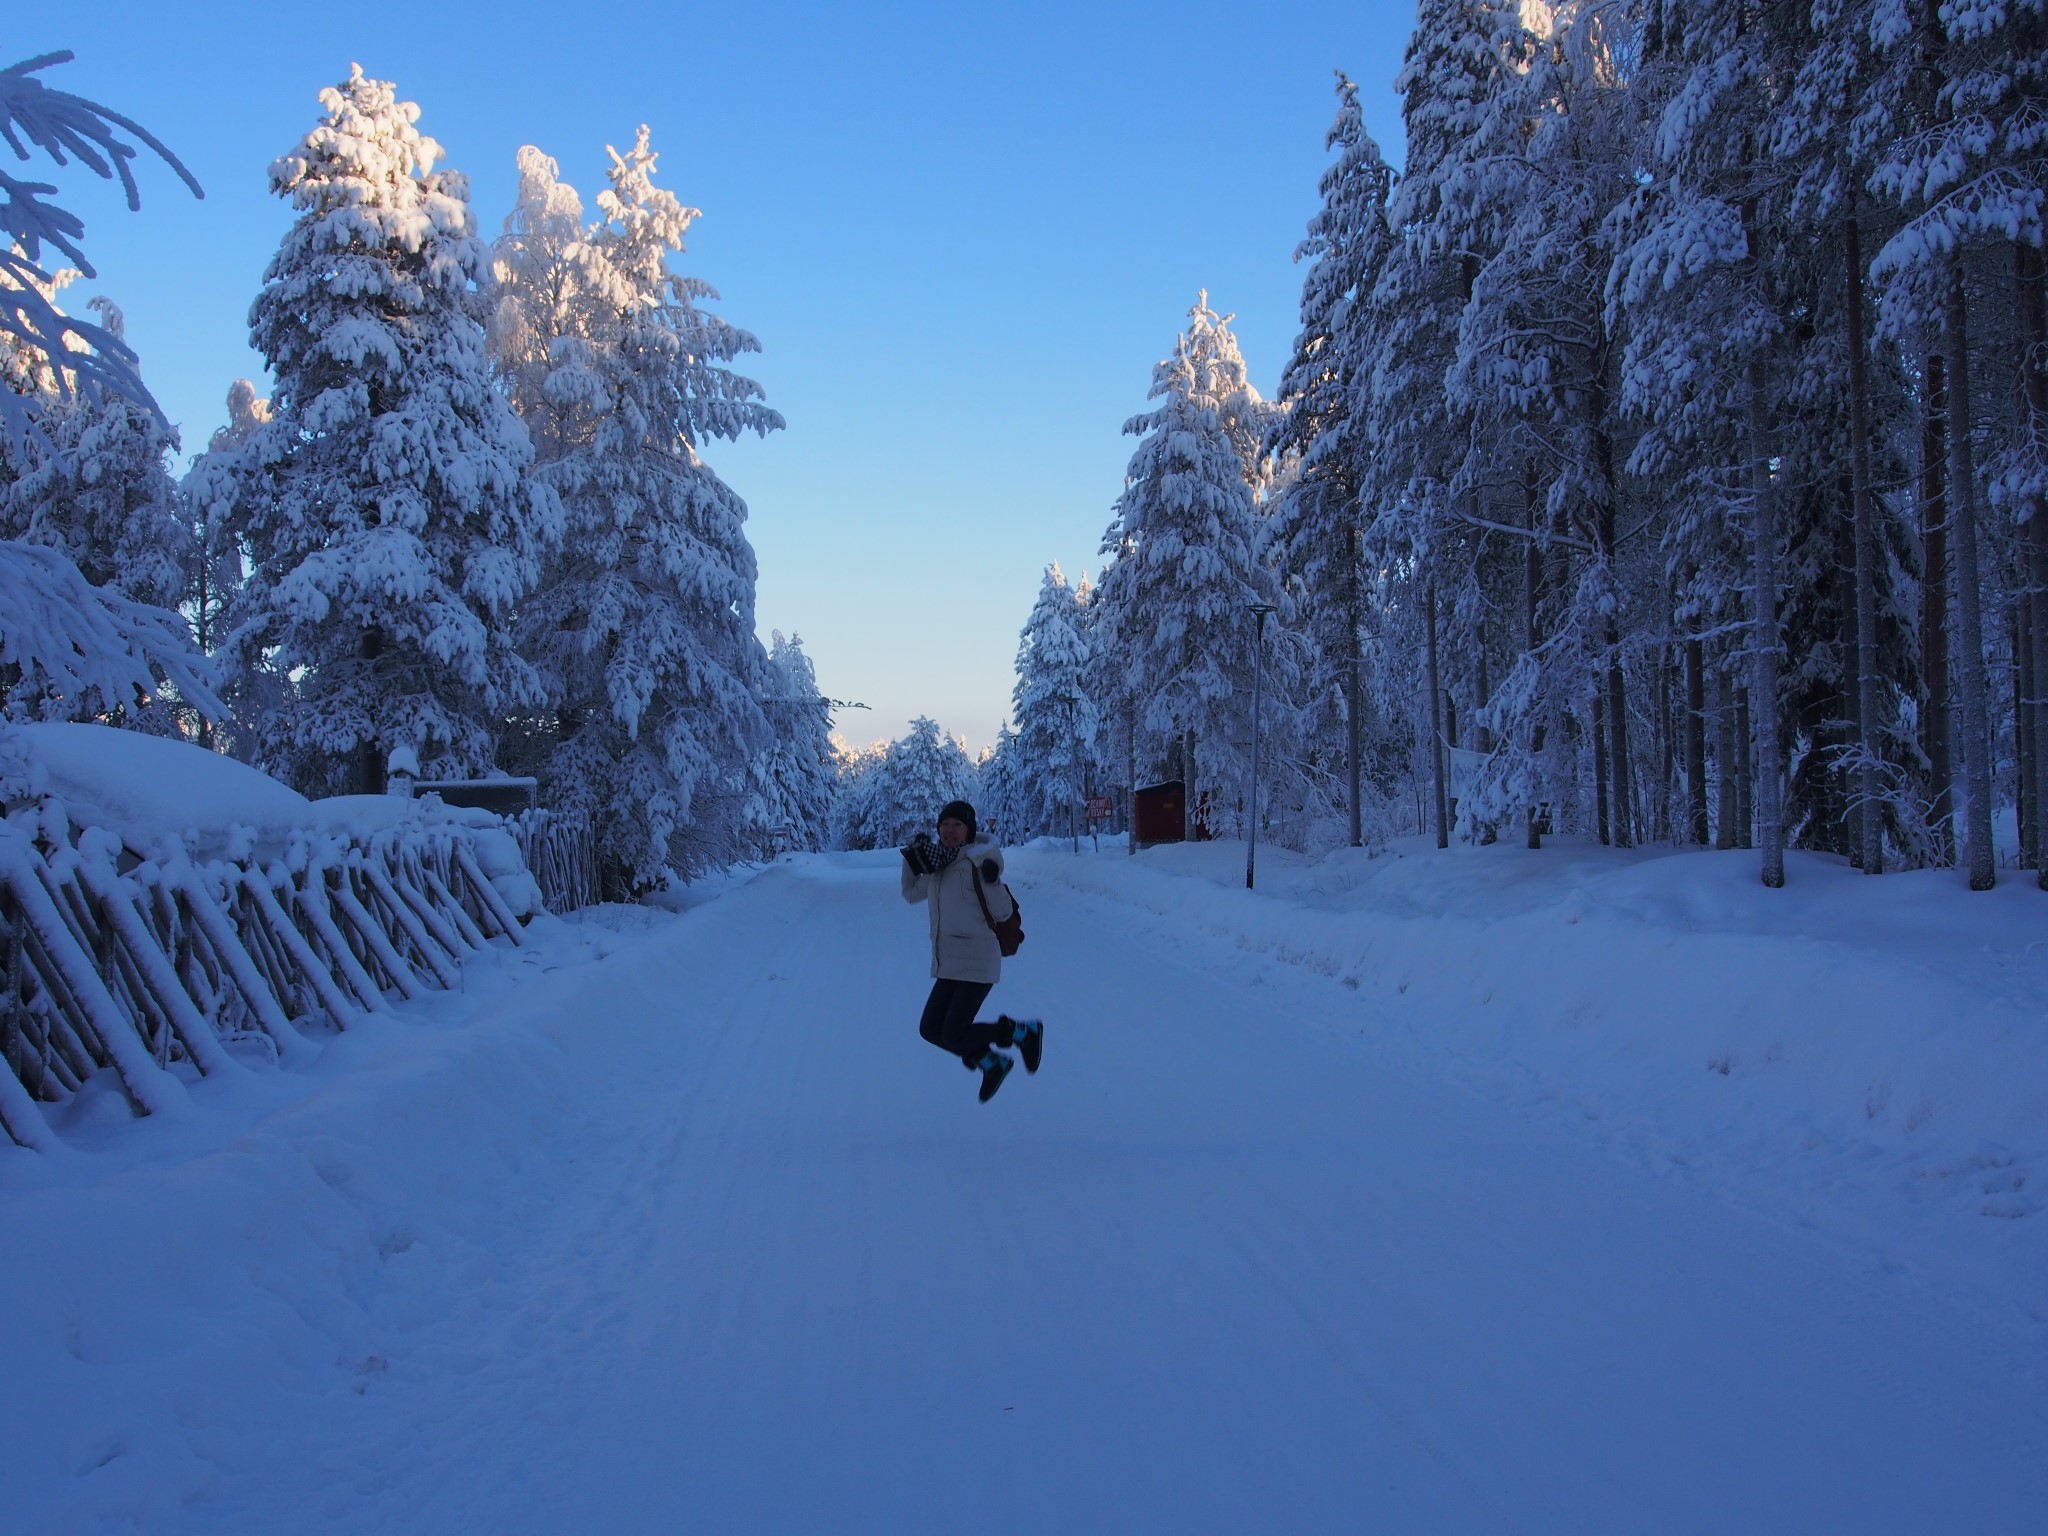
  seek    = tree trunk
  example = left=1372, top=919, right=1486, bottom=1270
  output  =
left=1736, top=686, right=1755, bottom=850
left=1593, top=692, right=1611, bottom=846
left=1606, top=646, right=1633, bottom=848
left=1943, top=265, right=1997, bottom=890
left=192, top=549, right=215, bottom=751
left=355, top=625, right=387, bottom=796
left=2018, top=241, right=2048, bottom=888
left=1841, top=471, right=1866, bottom=864
left=1347, top=524, right=1364, bottom=848
left=1475, top=618, right=1492, bottom=754
left=1593, top=413, right=1634, bottom=849
left=1747, top=358, right=1785, bottom=886
left=1475, top=619, right=1497, bottom=844
left=1656, top=645, right=1674, bottom=844
left=1686, top=636, right=1709, bottom=844
left=1127, top=709, right=1138, bottom=856
left=2018, top=607, right=2037, bottom=869
left=1921, top=350, right=1956, bottom=865
left=1426, top=583, right=1449, bottom=849
left=1715, top=665, right=1739, bottom=850
left=1844, top=203, right=1884, bottom=873
left=1526, top=466, right=1545, bottom=849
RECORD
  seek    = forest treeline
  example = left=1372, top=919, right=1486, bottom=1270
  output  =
left=8, top=5, right=2046, bottom=894
left=992, top=0, right=2046, bottom=890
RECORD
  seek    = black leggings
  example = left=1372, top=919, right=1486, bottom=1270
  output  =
left=919, top=978, right=1008, bottom=1066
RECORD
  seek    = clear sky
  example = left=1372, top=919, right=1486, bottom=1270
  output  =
left=12, top=2, right=1415, bottom=755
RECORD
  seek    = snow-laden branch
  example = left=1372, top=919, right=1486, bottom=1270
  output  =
left=0, top=50, right=203, bottom=451
left=0, top=540, right=224, bottom=721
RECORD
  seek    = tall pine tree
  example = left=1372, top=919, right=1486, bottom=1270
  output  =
left=227, top=65, right=558, bottom=794
left=1097, top=301, right=1274, bottom=837
left=497, top=129, right=784, bottom=887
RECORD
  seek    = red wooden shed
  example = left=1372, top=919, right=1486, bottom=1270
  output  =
left=1132, top=780, right=1185, bottom=846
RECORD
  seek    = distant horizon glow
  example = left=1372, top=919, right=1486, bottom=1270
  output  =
left=13, top=2, right=1415, bottom=756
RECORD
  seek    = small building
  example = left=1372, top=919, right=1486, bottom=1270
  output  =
left=1132, top=780, right=1185, bottom=846
left=406, top=777, right=539, bottom=817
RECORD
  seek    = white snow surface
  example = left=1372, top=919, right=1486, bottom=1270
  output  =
left=3, top=838, right=2043, bottom=1532
left=13, top=722, right=314, bottom=851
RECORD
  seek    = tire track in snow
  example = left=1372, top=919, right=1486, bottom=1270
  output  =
left=140, top=855, right=2048, bottom=1535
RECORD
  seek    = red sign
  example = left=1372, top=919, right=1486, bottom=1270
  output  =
left=1085, top=795, right=1114, bottom=820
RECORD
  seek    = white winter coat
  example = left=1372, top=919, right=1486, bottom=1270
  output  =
left=901, top=836, right=1015, bottom=984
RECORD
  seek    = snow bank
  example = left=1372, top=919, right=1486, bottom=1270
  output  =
left=3, top=724, right=546, bottom=917
left=1017, top=835, right=2048, bottom=1325
left=10, top=723, right=313, bottom=859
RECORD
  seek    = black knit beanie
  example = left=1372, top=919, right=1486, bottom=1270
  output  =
left=937, top=799, right=977, bottom=834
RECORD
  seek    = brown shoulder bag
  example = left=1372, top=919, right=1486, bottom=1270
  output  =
left=969, top=863, right=1025, bottom=957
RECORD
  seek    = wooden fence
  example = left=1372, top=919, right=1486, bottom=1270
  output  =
left=0, top=816, right=534, bottom=1150
left=512, top=809, right=601, bottom=914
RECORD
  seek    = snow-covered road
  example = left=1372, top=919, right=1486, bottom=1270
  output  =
left=11, top=851, right=2045, bottom=1533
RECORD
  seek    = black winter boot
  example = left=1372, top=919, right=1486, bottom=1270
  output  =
left=1003, top=1016, right=1044, bottom=1074
left=975, top=1050, right=1015, bottom=1103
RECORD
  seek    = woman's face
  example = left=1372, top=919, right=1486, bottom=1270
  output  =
left=938, top=818, right=970, bottom=848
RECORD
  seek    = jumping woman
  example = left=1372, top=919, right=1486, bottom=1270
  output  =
left=900, top=799, right=1043, bottom=1102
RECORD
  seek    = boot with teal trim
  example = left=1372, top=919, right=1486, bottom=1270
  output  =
left=1002, top=1016, right=1043, bottom=1075
left=975, top=1050, right=1015, bottom=1103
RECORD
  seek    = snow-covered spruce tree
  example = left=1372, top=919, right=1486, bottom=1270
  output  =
left=172, top=380, right=267, bottom=747
left=1181, top=290, right=1276, bottom=487
left=826, top=735, right=888, bottom=850
left=975, top=723, right=1032, bottom=843
left=1365, top=0, right=1523, bottom=850
left=754, top=630, right=839, bottom=854
left=1, top=303, right=190, bottom=613
left=1761, top=0, right=1930, bottom=873
left=1865, top=0, right=2043, bottom=890
left=856, top=717, right=978, bottom=849
left=1010, top=562, right=1100, bottom=840
left=497, top=128, right=784, bottom=889
left=1448, top=4, right=1657, bottom=853
left=181, top=380, right=267, bottom=654
left=1086, top=544, right=1140, bottom=818
left=1098, top=305, right=1278, bottom=839
left=489, top=145, right=610, bottom=468
left=1267, top=71, right=1401, bottom=850
left=0, top=49, right=216, bottom=733
left=2007, top=0, right=2048, bottom=886
left=227, top=65, right=557, bottom=796
left=1066, top=568, right=1122, bottom=823
left=1605, top=0, right=1807, bottom=885
left=486, top=144, right=608, bottom=791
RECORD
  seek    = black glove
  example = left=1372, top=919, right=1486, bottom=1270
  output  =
left=901, top=834, right=939, bottom=875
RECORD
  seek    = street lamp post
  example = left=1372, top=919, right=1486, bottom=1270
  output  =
left=1247, top=601, right=1276, bottom=890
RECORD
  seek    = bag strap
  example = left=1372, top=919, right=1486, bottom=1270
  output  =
left=969, top=862, right=1005, bottom=932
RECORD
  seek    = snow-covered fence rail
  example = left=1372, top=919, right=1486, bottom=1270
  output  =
left=512, top=810, right=599, bottom=914
left=0, top=817, right=531, bottom=1149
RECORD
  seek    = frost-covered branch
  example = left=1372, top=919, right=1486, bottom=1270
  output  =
left=0, top=51, right=202, bottom=451
left=0, top=539, right=224, bottom=721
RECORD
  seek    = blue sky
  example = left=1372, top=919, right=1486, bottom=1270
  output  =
left=14, top=2, right=1414, bottom=755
